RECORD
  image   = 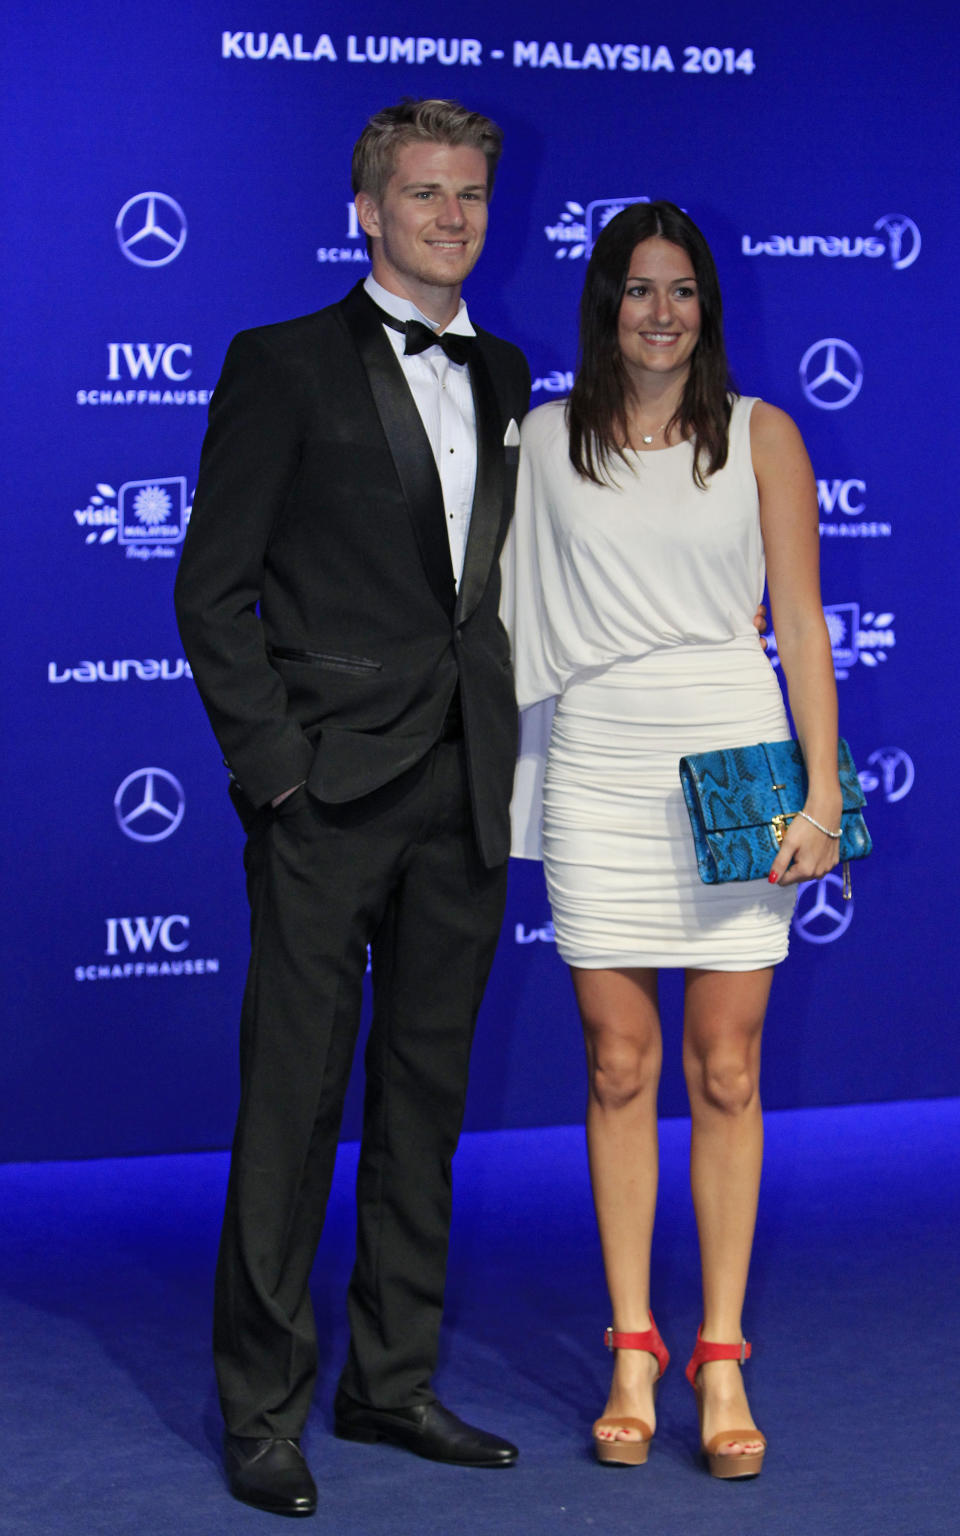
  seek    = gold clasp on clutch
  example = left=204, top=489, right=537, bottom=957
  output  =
left=771, top=812, right=796, bottom=845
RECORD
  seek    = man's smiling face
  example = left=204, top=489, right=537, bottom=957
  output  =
left=357, top=140, right=489, bottom=315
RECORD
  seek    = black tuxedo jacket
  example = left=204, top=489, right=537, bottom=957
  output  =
left=175, top=282, right=530, bottom=867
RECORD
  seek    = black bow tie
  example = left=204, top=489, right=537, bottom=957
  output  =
left=402, top=319, right=474, bottom=366
left=370, top=300, right=474, bottom=366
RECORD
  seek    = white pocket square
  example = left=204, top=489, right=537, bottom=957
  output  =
left=503, top=418, right=521, bottom=448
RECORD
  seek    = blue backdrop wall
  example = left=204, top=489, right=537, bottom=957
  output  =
left=3, top=1, right=957, bottom=1161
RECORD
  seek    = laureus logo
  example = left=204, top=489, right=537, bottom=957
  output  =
left=859, top=747, right=914, bottom=804
left=873, top=215, right=921, bottom=270
left=741, top=214, right=920, bottom=270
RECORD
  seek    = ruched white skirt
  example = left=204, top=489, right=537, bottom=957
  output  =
left=542, top=637, right=797, bottom=970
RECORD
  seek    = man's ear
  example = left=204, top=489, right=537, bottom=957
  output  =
left=355, top=192, right=380, bottom=240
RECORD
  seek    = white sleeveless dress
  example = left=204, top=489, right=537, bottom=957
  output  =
left=500, top=396, right=796, bottom=971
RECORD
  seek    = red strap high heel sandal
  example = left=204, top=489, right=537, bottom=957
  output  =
left=592, top=1312, right=670, bottom=1466
left=685, top=1326, right=766, bottom=1479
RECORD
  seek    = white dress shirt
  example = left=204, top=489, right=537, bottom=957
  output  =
left=364, top=274, right=477, bottom=589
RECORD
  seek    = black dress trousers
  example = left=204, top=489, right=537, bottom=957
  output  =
left=213, top=736, right=508, bottom=1438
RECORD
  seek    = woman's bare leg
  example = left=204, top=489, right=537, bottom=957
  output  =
left=573, top=965, right=663, bottom=1445
left=683, top=966, right=773, bottom=1459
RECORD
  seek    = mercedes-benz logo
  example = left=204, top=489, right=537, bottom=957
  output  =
left=799, top=338, right=863, bottom=411
left=114, top=768, right=185, bottom=842
left=793, top=872, right=854, bottom=945
left=865, top=746, right=915, bottom=803
left=115, top=192, right=187, bottom=268
left=874, top=214, right=921, bottom=271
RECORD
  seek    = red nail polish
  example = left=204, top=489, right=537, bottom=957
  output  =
left=768, top=870, right=779, bottom=883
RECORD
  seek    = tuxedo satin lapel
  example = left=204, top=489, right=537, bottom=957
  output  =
left=455, top=345, right=505, bottom=627
left=339, top=285, right=455, bottom=617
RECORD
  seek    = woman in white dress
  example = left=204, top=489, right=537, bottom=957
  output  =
left=502, top=203, right=842, bottom=1477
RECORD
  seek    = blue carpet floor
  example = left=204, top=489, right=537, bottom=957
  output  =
left=1, top=1099, right=957, bottom=1535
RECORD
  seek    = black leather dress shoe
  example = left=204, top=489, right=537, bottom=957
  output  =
left=223, top=1434, right=317, bottom=1516
left=333, top=1394, right=518, bottom=1467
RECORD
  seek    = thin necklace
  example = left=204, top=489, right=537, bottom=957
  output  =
left=637, top=419, right=669, bottom=446
left=630, top=403, right=679, bottom=446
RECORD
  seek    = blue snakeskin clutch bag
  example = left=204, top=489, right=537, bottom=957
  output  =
left=679, top=738, right=872, bottom=886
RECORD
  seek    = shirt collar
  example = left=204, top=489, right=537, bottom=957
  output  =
left=364, top=274, right=476, bottom=338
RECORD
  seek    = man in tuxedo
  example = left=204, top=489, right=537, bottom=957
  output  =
left=174, top=99, right=529, bottom=1516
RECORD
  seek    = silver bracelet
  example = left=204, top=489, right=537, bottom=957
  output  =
left=797, top=810, right=842, bottom=839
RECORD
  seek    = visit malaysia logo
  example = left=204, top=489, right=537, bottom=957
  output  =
left=545, top=197, right=650, bottom=259
left=72, top=478, right=190, bottom=560
left=767, top=603, right=896, bottom=681
left=822, top=604, right=896, bottom=678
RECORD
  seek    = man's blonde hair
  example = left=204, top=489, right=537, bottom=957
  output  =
left=351, top=98, right=503, bottom=203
